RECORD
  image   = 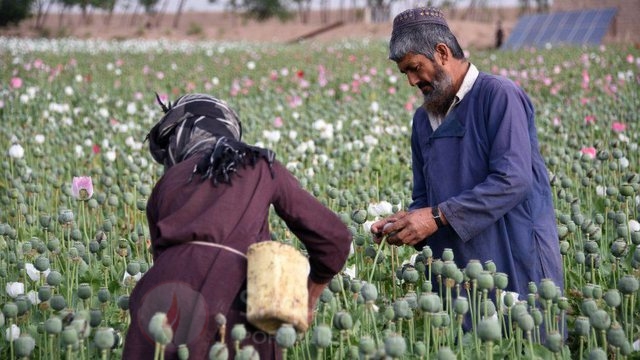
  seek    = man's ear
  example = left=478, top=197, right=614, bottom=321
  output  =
left=435, top=43, right=449, bottom=65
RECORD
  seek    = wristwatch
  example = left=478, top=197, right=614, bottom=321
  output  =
left=432, top=206, right=445, bottom=229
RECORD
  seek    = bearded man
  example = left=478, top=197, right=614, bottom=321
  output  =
left=371, top=7, right=563, bottom=314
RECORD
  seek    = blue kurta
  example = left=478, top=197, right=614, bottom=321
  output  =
left=410, top=71, right=563, bottom=298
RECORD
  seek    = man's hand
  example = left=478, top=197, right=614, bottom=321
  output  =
left=378, top=208, right=438, bottom=246
left=370, top=210, right=408, bottom=244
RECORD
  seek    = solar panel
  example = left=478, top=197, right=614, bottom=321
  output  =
left=502, top=8, right=617, bottom=50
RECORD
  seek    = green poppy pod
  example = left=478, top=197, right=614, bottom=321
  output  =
left=38, top=285, right=52, bottom=302
left=442, top=248, right=454, bottom=261
left=50, top=294, right=67, bottom=311
left=442, top=260, right=458, bottom=279
left=393, top=299, right=410, bottom=319
left=350, top=209, right=367, bottom=224
left=358, top=336, right=376, bottom=356
left=97, top=287, right=110, bottom=303
left=503, top=292, right=516, bottom=308
left=14, top=335, right=36, bottom=358
left=361, top=283, right=378, bottom=302
left=77, top=283, right=92, bottom=300
left=231, top=323, right=247, bottom=342
left=46, top=270, right=63, bottom=287
left=483, top=260, right=496, bottom=273
left=464, top=259, right=483, bottom=280
left=311, top=324, right=332, bottom=348
left=581, top=298, right=598, bottom=317
left=126, top=261, right=141, bottom=276
left=384, top=333, right=407, bottom=358
left=587, top=348, right=607, bottom=360
left=328, top=275, right=342, bottom=293
left=531, top=309, right=543, bottom=326
left=606, top=322, right=627, bottom=348
left=61, top=326, right=79, bottom=347
left=45, top=316, right=63, bottom=334
left=208, top=342, right=229, bottom=360
left=477, top=271, right=494, bottom=291
left=117, top=295, right=129, bottom=311
left=453, top=297, right=469, bottom=315
left=401, top=265, right=419, bottom=283
left=2, top=302, right=18, bottom=319
left=611, top=239, right=628, bottom=258
left=89, top=309, right=102, bottom=328
left=480, top=299, right=496, bottom=318
left=333, top=311, right=353, bottom=331
left=413, top=341, right=426, bottom=356
left=422, top=246, right=433, bottom=259
left=275, top=324, right=297, bottom=348
left=516, top=313, right=535, bottom=332
left=94, top=327, right=115, bottom=350
left=527, top=281, right=537, bottom=294
left=589, top=309, right=611, bottom=331
left=538, top=278, right=557, bottom=301
left=436, top=346, right=457, bottom=360
left=545, top=331, right=564, bottom=353
left=431, top=259, right=444, bottom=276
left=418, top=292, right=441, bottom=313
left=617, top=275, right=639, bottom=294
left=477, top=318, right=501, bottom=342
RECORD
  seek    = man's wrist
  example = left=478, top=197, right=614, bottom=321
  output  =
left=432, top=206, right=445, bottom=229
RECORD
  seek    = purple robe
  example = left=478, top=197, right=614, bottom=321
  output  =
left=123, top=155, right=352, bottom=359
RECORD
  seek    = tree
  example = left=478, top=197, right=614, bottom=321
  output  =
left=243, top=0, right=292, bottom=22
left=0, top=0, right=35, bottom=27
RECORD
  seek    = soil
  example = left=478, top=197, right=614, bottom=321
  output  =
left=0, top=8, right=520, bottom=50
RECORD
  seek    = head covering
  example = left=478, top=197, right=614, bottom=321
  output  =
left=392, top=7, right=449, bottom=36
left=147, top=93, right=275, bottom=185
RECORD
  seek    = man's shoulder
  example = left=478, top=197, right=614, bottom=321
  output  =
left=475, top=72, right=518, bottom=90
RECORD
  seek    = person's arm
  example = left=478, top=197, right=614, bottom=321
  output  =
left=271, top=162, right=352, bottom=284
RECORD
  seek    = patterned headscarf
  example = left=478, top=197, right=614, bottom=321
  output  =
left=147, top=93, right=275, bottom=185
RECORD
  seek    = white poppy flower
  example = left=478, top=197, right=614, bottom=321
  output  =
left=8, top=144, right=24, bottom=159
left=5, top=324, right=20, bottom=341
left=6, top=282, right=24, bottom=298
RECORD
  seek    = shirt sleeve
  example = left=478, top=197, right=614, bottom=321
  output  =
left=440, top=79, right=534, bottom=241
left=271, top=162, right=352, bottom=283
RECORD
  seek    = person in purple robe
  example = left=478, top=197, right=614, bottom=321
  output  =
left=123, top=93, right=352, bottom=359
left=371, top=7, right=563, bottom=314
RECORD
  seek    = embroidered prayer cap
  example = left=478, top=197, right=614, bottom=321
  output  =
left=392, top=7, right=449, bottom=34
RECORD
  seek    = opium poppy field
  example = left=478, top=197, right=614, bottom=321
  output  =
left=1, top=37, right=639, bottom=359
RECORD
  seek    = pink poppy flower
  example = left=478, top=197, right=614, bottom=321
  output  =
left=10, top=77, right=22, bottom=89
left=611, top=122, right=626, bottom=133
left=273, top=117, right=283, bottom=128
left=584, top=115, right=596, bottom=125
left=581, top=147, right=596, bottom=160
left=72, top=177, right=94, bottom=200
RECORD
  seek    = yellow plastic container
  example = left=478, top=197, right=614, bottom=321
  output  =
left=246, top=241, right=310, bottom=334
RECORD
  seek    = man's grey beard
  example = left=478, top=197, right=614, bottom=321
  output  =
left=422, top=64, right=457, bottom=117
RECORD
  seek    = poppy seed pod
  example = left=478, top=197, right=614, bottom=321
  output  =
left=384, top=333, right=407, bottom=358
left=465, top=259, right=483, bottom=280
left=61, top=326, right=79, bottom=347
left=311, top=324, right=332, bottom=348
left=494, top=272, right=509, bottom=290
left=617, top=275, right=639, bottom=294
left=2, top=302, right=18, bottom=319
left=236, top=345, right=259, bottom=360
left=606, top=322, right=627, bottom=348
left=477, top=271, right=494, bottom=291
left=351, top=209, right=367, bottom=224
left=589, top=309, right=611, bottom=331
left=587, top=347, right=607, bottom=360
left=208, top=342, right=229, bottom=360
left=49, top=295, right=66, bottom=312
left=333, top=311, right=353, bottom=331
left=538, top=278, right=558, bottom=301
left=516, top=313, right=535, bottom=332
left=46, top=271, right=62, bottom=287
left=358, top=336, right=376, bottom=356
left=477, top=318, right=501, bottom=342
left=453, top=297, right=469, bottom=315
left=442, top=248, right=454, bottom=262
left=231, top=324, right=247, bottom=342
left=402, top=266, right=420, bottom=283
left=361, top=283, right=378, bottom=302
left=97, top=287, right=110, bottom=304
left=436, top=346, right=457, bottom=360
left=545, top=331, right=564, bottom=353
left=148, top=313, right=173, bottom=345
left=275, top=324, right=297, bottom=348
left=419, top=292, right=441, bottom=313
left=94, top=327, right=115, bottom=350
left=14, top=335, right=36, bottom=358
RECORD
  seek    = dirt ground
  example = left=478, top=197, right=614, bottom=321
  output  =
left=0, top=8, right=519, bottom=50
